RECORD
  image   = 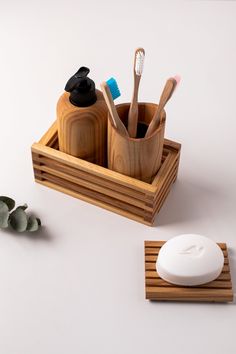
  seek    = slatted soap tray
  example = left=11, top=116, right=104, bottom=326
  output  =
left=31, top=121, right=181, bottom=226
left=145, top=241, right=233, bottom=302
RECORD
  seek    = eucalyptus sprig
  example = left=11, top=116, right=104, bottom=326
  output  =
left=0, top=196, right=41, bottom=232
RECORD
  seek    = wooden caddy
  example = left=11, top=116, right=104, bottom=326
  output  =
left=31, top=121, right=181, bottom=226
left=145, top=241, right=233, bottom=302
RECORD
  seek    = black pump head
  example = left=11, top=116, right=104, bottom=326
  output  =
left=65, top=67, right=97, bottom=107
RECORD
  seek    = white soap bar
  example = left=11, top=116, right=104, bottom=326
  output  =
left=156, top=234, right=224, bottom=286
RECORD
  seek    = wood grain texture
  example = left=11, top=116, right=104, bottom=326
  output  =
left=108, top=103, right=166, bottom=183
left=32, top=142, right=156, bottom=194
left=31, top=121, right=181, bottom=225
left=127, top=74, right=140, bottom=138
left=100, top=82, right=128, bottom=137
left=39, top=121, right=58, bottom=146
left=57, top=89, right=108, bottom=166
left=145, top=78, right=177, bottom=138
left=127, top=48, right=145, bottom=138
left=144, top=241, right=233, bottom=302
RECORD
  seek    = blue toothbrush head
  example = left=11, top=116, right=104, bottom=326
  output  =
left=106, top=77, right=121, bottom=100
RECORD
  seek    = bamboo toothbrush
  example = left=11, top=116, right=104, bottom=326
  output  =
left=128, top=48, right=145, bottom=138
left=100, top=78, right=129, bottom=137
left=145, top=75, right=181, bottom=138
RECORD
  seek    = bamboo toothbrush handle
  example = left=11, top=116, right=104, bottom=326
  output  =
left=128, top=48, right=145, bottom=138
left=101, top=82, right=129, bottom=137
left=145, top=79, right=176, bottom=138
left=128, top=75, right=141, bottom=138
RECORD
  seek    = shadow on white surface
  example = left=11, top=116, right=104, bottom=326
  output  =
left=0, top=225, right=53, bottom=241
left=154, top=178, right=226, bottom=227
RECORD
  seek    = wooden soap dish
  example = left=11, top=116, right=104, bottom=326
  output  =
left=145, top=241, right=234, bottom=302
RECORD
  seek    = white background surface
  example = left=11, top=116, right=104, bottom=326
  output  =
left=0, top=1, right=236, bottom=353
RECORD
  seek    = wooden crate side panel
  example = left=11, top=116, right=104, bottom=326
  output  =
left=143, top=149, right=180, bottom=223
left=33, top=154, right=179, bottom=223
left=152, top=150, right=180, bottom=188
left=163, top=138, right=181, bottom=152
left=32, top=153, right=149, bottom=204
left=31, top=143, right=180, bottom=225
left=32, top=122, right=181, bottom=225
left=151, top=159, right=179, bottom=208
left=32, top=143, right=156, bottom=194
left=152, top=165, right=179, bottom=214
left=144, top=163, right=178, bottom=223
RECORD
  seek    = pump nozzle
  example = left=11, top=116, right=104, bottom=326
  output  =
left=65, top=67, right=97, bottom=107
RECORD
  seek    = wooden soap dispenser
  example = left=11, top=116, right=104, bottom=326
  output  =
left=57, top=67, right=108, bottom=166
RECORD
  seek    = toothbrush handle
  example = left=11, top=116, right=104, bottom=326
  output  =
left=128, top=75, right=141, bottom=138
left=101, top=82, right=129, bottom=137
left=145, top=79, right=176, bottom=138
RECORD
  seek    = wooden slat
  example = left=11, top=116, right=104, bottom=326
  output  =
left=39, top=121, right=58, bottom=146
left=152, top=150, right=179, bottom=187
left=32, top=142, right=156, bottom=194
left=145, top=241, right=227, bottom=249
left=145, top=262, right=230, bottom=272
left=145, top=165, right=179, bottom=223
left=153, top=162, right=179, bottom=206
left=146, top=287, right=233, bottom=302
left=145, top=241, right=166, bottom=247
left=145, top=254, right=229, bottom=265
left=146, top=162, right=178, bottom=207
left=144, top=240, right=233, bottom=302
left=162, top=138, right=181, bottom=152
left=151, top=166, right=178, bottom=215
left=32, top=154, right=148, bottom=203
left=145, top=247, right=228, bottom=258
left=145, top=271, right=231, bottom=281
left=146, top=278, right=232, bottom=289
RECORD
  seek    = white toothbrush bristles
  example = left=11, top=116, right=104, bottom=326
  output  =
left=135, top=50, right=145, bottom=76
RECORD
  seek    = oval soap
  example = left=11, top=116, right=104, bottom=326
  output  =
left=156, top=234, right=224, bottom=286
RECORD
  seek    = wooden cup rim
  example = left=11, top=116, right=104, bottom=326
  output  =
left=109, top=102, right=166, bottom=142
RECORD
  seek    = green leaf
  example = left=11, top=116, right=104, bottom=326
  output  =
left=0, top=201, right=9, bottom=228
left=18, top=203, right=28, bottom=211
left=26, top=216, right=41, bottom=232
left=0, top=196, right=15, bottom=211
left=9, top=207, right=28, bottom=232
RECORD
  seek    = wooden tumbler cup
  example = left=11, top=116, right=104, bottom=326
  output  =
left=108, top=103, right=166, bottom=183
